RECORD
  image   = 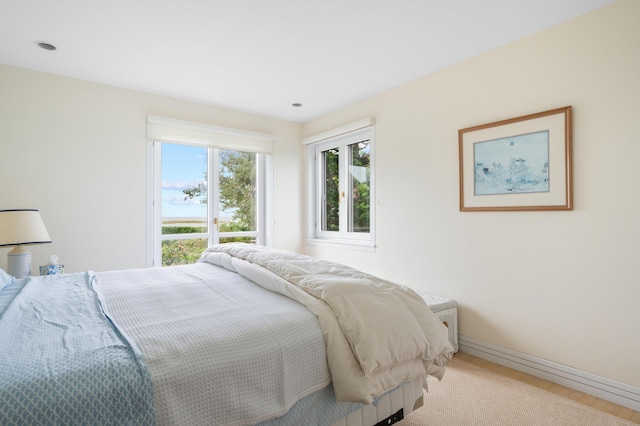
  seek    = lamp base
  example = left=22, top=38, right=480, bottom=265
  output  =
left=7, top=246, right=32, bottom=278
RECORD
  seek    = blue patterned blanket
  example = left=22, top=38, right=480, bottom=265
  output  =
left=0, top=272, right=154, bottom=425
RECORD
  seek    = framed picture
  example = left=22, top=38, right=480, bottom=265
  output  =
left=458, top=106, right=572, bottom=211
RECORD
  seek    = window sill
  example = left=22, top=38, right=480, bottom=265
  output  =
left=305, top=238, right=376, bottom=252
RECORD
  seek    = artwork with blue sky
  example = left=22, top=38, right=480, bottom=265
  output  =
left=473, top=130, right=550, bottom=195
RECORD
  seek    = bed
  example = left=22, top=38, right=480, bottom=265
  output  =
left=0, top=244, right=454, bottom=425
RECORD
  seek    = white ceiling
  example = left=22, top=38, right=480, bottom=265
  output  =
left=0, top=0, right=614, bottom=123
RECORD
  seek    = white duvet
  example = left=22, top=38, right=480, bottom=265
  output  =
left=199, top=244, right=454, bottom=404
left=95, top=263, right=332, bottom=425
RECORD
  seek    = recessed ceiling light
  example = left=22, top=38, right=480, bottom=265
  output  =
left=34, top=41, right=57, bottom=51
left=292, top=103, right=302, bottom=107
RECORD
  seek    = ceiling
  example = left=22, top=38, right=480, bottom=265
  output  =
left=0, top=0, right=614, bottom=123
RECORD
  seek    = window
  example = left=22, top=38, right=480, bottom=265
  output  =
left=147, top=116, right=273, bottom=267
left=305, top=119, right=375, bottom=249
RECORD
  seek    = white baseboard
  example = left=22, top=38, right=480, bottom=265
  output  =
left=458, top=335, right=640, bottom=412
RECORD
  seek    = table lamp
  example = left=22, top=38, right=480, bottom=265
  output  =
left=0, top=209, right=52, bottom=278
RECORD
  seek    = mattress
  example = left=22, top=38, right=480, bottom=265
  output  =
left=331, top=377, right=425, bottom=426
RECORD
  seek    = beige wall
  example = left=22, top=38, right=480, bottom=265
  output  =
left=302, top=0, right=640, bottom=387
left=0, top=66, right=304, bottom=272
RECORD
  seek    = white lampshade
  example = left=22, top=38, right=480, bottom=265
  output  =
left=0, top=209, right=52, bottom=278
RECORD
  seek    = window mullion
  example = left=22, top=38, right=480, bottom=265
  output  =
left=152, top=142, right=163, bottom=266
left=316, top=145, right=326, bottom=236
left=339, top=144, right=349, bottom=237
left=209, top=148, right=220, bottom=245
left=255, top=154, right=266, bottom=246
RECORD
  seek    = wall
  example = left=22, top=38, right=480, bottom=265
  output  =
left=0, top=66, right=304, bottom=272
left=302, top=0, right=640, bottom=387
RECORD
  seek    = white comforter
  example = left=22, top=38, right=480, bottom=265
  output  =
left=198, top=244, right=454, bottom=404
left=95, top=263, right=331, bottom=425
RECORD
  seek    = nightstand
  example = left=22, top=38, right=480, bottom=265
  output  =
left=419, top=292, right=458, bottom=352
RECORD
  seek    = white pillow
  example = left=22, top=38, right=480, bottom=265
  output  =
left=0, top=268, right=14, bottom=291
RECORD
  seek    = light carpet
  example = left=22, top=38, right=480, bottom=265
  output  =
left=399, top=357, right=634, bottom=426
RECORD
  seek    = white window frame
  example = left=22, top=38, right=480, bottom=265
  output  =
left=146, top=116, right=274, bottom=267
left=304, top=118, right=375, bottom=251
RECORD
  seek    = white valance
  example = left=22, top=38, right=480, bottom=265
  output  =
left=147, top=115, right=274, bottom=154
left=302, top=117, right=375, bottom=145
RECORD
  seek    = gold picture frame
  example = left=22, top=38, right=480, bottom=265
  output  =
left=458, top=106, right=572, bottom=211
